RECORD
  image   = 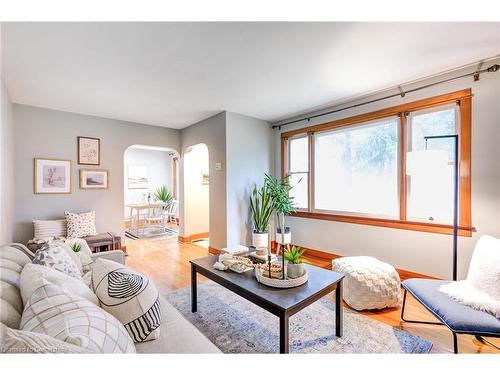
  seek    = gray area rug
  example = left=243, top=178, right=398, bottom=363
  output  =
left=166, top=281, right=432, bottom=354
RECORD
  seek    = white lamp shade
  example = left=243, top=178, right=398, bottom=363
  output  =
left=406, top=149, right=449, bottom=176
left=406, top=149, right=454, bottom=222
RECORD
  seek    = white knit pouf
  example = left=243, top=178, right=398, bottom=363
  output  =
left=332, top=256, right=402, bottom=311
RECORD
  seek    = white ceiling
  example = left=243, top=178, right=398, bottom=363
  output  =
left=2, top=22, right=500, bottom=129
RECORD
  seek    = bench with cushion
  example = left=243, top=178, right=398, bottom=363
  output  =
left=82, top=232, right=121, bottom=252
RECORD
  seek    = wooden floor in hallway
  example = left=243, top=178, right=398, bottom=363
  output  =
left=125, top=237, right=499, bottom=354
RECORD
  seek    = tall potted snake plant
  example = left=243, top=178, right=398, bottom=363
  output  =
left=265, top=174, right=296, bottom=247
left=249, top=182, right=274, bottom=251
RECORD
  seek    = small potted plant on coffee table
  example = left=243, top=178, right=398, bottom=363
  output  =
left=284, top=246, right=307, bottom=279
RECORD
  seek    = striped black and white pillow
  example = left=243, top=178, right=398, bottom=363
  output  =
left=91, top=258, right=161, bottom=343
left=33, top=219, right=67, bottom=240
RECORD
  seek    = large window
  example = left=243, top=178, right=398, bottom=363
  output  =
left=281, top=89, right=472, bottom=236
left=315, top=118, right=399, bottom=217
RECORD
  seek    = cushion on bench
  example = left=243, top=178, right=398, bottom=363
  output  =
left=82, top=232, right=121, bottom=246
left=402, top=278, right=500, bottom=336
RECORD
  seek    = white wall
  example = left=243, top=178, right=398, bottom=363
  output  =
left=183, top=144, right=209, bottom=236
left=274, top=58, right=500, bottom=279
left=13, top=105, right=180, bottom=243
left=226, top=112, right=273, bottom=248
left=0, top=80, right=14, bottom=243
left=123, top=146, right=174, bottom=218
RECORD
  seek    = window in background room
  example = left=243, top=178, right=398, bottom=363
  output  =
left=406, top=106, right=459, bottom=223
left=288, top=135, right=309, bottom=209
left=314, top=118, right=399, bottom=217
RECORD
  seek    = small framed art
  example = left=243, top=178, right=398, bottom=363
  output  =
left=34, top=158, right=72, bottom=194
left=78, top=136, right=100, bottom=165
left=80, top=169, right=109, bottom=189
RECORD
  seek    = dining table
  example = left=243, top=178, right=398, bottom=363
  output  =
left=126, top=202, right=168, bottom=236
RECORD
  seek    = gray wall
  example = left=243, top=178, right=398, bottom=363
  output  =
left=226, top=111, right=273, bottom=248
left=180, top=112, right=227, bottom=249
left=274, top=58, right=500, bottom=279
left=1, top=80, right=14, bottom=243
left=13, top=105, right=180, bottom=243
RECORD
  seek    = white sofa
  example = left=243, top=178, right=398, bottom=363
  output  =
left=0, top=243, right=220, bottom=353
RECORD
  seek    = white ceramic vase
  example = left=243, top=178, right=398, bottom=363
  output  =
left=275, top=227, right=291, bottom=245
left=252, top=232, right=269, bottom=249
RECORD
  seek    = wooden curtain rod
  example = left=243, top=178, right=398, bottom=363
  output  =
left=271, top=64, right=499, bottom=130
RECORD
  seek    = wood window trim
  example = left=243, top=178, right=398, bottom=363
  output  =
left=281, top=89, right=474, bottom=237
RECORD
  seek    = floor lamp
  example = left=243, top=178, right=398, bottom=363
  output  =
left=407, top=134, right=459, bottom=280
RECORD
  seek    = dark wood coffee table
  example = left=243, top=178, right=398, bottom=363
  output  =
left=190, top=255, right=344, bottom=353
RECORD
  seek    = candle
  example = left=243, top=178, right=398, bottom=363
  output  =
left=267, top=223, right=272, bottom=256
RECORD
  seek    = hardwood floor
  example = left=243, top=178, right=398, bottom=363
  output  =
left=125, top=237, right=499, bottom=354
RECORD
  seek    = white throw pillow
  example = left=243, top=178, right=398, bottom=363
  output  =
left=65, top=211, right=97, bottom=238
left=20, top=264, right=98, bottom=306
left=20, top=281, right=135, bottom=353
left=1, top=322, right=94, bottom=353
left=32, top=219, right=67, bottom=240
left=92, top=259, right=161, bottom=343
left=32, top=242, right=81, bottom=279
left=440, top=235, right=500, bottom=317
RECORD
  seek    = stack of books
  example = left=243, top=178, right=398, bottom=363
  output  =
left=220, top=245, right=249, bottom=256
left=248, top=251, right=277, bottom=264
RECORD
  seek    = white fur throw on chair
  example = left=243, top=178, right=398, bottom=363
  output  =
left=439, top=235, right=500, bottom=318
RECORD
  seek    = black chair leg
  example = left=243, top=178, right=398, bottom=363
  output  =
left=400, top=288, right=443, bottom=325
left=453, top=332, right=458, bottom=354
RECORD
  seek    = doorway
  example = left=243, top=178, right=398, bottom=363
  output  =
left=123, top=145, right=179, bottom=239
left=181, top=143, right=210, bottom=248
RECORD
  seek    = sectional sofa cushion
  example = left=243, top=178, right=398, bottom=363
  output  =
left=65, top=211, right=97, bottom=238
left=1, top=322, right=94, bottom=354
left=92, top=258, right=161, bottom=343
left=33, top=219, right=67, bottom=240
left=20, top=281, right=135, bottom=353
left=0, top=245, right=31, bottom=329
left=20, top=264, right=98, bottom=306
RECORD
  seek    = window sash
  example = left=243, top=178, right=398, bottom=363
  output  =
left=405, top=104, right=460, bottom=224
left=313, top=116, right=400, bottom=218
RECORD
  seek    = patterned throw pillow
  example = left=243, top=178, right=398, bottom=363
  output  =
left=92, top=259, right=161, bottom=343
left=1, top=322, right=94, bottom=353
left=20, top=281, right=135, bottom=353
left=32, top=243, right=81, bottom=279
left=64, top=211, right=97, bottom=238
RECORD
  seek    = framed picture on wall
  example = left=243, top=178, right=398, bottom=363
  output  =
left=128, top=165, right=148, bottom=189
left=78, top=136, right=100, bottom=165
left=34, top=158, right=72, bottom=194
left=80, top=169, right=109, bottom=189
